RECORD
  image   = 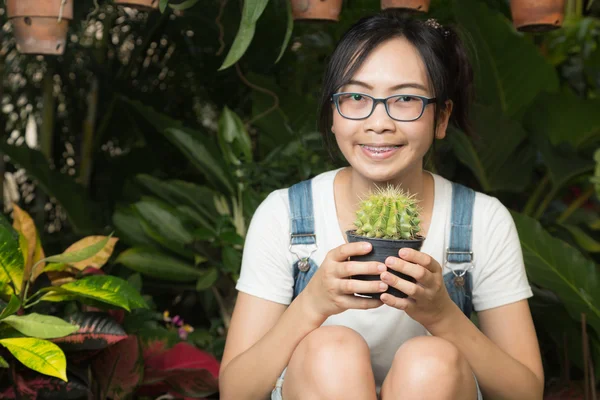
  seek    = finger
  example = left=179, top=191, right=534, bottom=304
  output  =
left=380, top=271, right=423, bottom=299
left=329, top=242, right=373, bottom=262
left=398, top=248, right=440, bottom=273
left=384, top=256, right=431, bottom=284
left=380, top=293, right=415, bottom=310
left=344, top=296, right=384, bottom=310
left=337, top=261, right=386, bottom=278
left=339, top=277, right=388, bottom=295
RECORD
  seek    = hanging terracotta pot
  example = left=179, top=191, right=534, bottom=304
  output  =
left=115, top=0, right=159, bottom=10
left=291, top=0, right=343, bottom=22
left=381, top=0, right=430, bottom=12
left=6, top=0, right=73, bottom=55
left=510, top=0, right=566, bottom=32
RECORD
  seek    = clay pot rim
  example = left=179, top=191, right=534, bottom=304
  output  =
left=7, top=0, right=73, bottom=20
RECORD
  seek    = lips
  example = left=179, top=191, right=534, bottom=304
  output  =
left=359, top=144, right=403, bottom=160
left=360, top=144, right=400, bottom=153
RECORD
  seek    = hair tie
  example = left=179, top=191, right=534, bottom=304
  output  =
left=425, top=18, right=450, bottom=38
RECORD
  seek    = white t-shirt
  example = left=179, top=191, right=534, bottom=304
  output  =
left=236, top=168, right=533, bottom=388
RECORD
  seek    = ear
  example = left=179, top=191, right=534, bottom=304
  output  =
left=435, top=100, right=453, bottom=140
left=331, top=125, right=335, bottom=134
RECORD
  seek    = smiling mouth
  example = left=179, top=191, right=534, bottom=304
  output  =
left=360, top=144, right=402, bottom=154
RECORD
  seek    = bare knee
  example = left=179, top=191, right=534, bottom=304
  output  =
left=283, top=326, right=377, bottom=400
left=382, top=336, right=476, bottom=400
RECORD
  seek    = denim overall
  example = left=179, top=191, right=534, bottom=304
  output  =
left=272, top=179, right=483, bottom=400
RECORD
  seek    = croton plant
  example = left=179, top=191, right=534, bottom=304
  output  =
left=0, top=204, right=220, bottom=399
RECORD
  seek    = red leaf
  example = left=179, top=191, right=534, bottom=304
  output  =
left=93, top=335, right=144, bottom=400
left=144, top=342, right=220, bottom=378
left=51, top=312, right=127, bottom=351
left=0, top=369, right=88, bottom=399
left=162, top=368, right=219, bottom=398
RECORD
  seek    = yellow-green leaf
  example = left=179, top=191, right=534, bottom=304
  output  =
left=0, top=337, right=67, bottom=381
left=562, top=224, right=600, bottom=253
left=0, top=294, right=21, bottom=320
left=12, top=204, right=45, bottom=284
left=43, top=234, right=113, bottom=266
left=0, top=214, right=25, bottom=294
left=0, top=355, right=8, bottom=368
left=60, top=236, right=119, bottom=271
left=3, top=313, right=79, bottom=339
left=60, top=275, right=147, bottom=311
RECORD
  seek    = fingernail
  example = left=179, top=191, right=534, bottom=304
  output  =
left=386, top=257, right=396, bottom=265
left=378, top=264, right=386, bottom=272
left=379, top=282, right=387, bottom=290
left=399, top=249, right=408, bottom=257
left=381, top=272, right=388, bottom=280
left=363, top=243, right=372, bottom=251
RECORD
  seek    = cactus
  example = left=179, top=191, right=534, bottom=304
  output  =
left=353, top=185, right=422, bottom=240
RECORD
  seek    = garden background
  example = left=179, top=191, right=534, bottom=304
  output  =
left=0, top=0, right=600, bottom=398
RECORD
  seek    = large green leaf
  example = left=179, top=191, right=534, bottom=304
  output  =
left=274, top=0, right=293, bottom=64
left=219, top=0, right=270, bottom=70
left=0, top=215, right=24, bottom=294
left=524, top=92, right=600, bottom=150
left=135, top=175, right=219, bottom=227
left=43, top=234, right=112, bottom=265
left=134, top=199, right=195, bottom=258
left=447, top=104, right=535, bottom=192
left=60, top=275, right=148, bottom=311
left=112, top=206, right=159, bottom=249
left=116, top=248, right=204, bottom=282
left=511, top=212, right=600, bottom=339
left=0, top=143, right=98, bottom=233
left=453, top=0, right=559, bottom=117
left=0, top=337, right=67, bottom=381
left=0, top=295, right=21, bottom=320
left=218, top=107, right=253, bottom=166
left=195, top=267, right=219, bottom=291
left=3, top=314, right=79, bottom=339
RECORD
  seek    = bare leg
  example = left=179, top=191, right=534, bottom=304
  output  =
left=380, top=336, right=477, bottom=400
left=282, top=326, right=378, bottom=400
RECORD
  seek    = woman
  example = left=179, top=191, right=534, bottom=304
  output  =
left=219, top=10, right=544, bottom=400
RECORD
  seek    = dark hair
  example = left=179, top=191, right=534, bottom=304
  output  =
left=317, top=10, right=474, bottom=159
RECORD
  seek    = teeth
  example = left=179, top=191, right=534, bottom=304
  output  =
left=361, top=145, right=399, bottom=153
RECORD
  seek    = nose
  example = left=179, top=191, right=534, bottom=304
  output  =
left=364, top=100, right=395, bottom=134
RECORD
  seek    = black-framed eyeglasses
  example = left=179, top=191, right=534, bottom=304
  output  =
left=331, top=92, right=437, bottom=122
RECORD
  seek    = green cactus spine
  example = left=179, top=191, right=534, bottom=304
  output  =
left=354, top=185, right=421, bottom=240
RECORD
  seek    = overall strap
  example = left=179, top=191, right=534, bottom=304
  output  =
left=288, top=180, right=318, bottom=299
left=444, top=182, right=476, bottom=318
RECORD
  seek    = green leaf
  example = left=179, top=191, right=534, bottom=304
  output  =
left=0, top=295, right=21, bottom=320
left=275, top=0, right=293, bottom=63
left=112, top=206, right=158, bottom=249
left=0, top=143, right=99, bottom=233
left=195, top=267, right=219, bottom=291
left=60, top=275, right=148, bottom=311
left=511, top=212, right=600, bottom=339
left=127, top=273, right=143, bottom=293
left=219, top=0, right=270, bottom=70
left=453, top=0, right=559, bottom=117
left=0, top=214, right=25, bottom=294
left=524, top=92, right=600, bottom=150
left=0, top=337, right=67, bottom=381
left=221, top=247, right=241, bottom=275
left=43, top=234, right=112, bottom=264
left=159, top=0, right=169, bottom=12
left=42, top=263, right=68, bottom=273
left=116, top=248, right=204, bottom=282
left=447, top=104, right=535, bottom=192
left=218, top=107, right=253, bottom=166
left=0, top=355, right=8, bottom=368
left=168, top=0, right=199, bottom=10
left=3, top=314, right=79, bottom=339
left=561, top=224, right=600, bottom=253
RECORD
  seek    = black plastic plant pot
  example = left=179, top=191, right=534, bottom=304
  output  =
left=346, top=230, right=424, bottom=299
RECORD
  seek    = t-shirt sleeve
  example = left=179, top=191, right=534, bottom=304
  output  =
left=235, top=190, right=294, bottom=305
left=472, top=197, right=533, bottom=311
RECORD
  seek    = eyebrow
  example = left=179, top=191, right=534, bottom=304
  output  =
left=345, top=80, right=428, bottom=92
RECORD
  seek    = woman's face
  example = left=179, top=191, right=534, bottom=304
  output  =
left=332, top=37, right=450, bottom=183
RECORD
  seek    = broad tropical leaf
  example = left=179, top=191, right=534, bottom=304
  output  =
left=151, top=369, right=219, bottom=398
left=561, top=224, right=600, bottom=253
left=51, top=312, right=127, bottom=351
left=511, top=212, right=600, bottom=339
left=525, top=92, right=600, bottom=150
left=116, top=248, right=204, bottom=282
left=218, top=107, right=253, bottom=166
left=447, top=104, right=535, bottom=192
left=219, top=0, right=270, bottom=70
left=3, top=314, right=79, bottom=339
left=93, top=336, right=144, bottom=400
left=0, top=337, right=67, bottom=381
left=0, top=143, right=99, bottom=233
left=0, top=214, right=24, bottom=294
left=453, top=0, right=559, bottom=117
left=11, top=204, right=46, bottom=284
left=44, top=234, right=113, bottom=265
left=112, top=206, right=159, bottom=249
left=196, top=267, right=219, bottom=291
left=60, top=275, right=148, bottom=311
left=0, top=370, right=88, bottom=399
left=59, top=236, right=119, bottom=271
left=0, top=294, right=21, bottom=320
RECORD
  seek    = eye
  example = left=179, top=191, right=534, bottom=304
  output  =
left=350, top=94, right=363, bottom=101
left=395, top=95, right=416, bottom=102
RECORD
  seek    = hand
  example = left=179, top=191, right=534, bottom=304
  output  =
left=299, top=242, right=386, bottom=320
left=379, top=248, right=456, bottom=329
